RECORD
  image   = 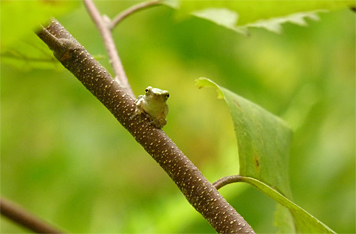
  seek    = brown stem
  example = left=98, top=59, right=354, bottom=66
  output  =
left=83, top=0, right=134, bottom=97
left=109, top=0, right=161, bottom=30
left=35, top=19, right=255, bottom=234
left=213, top=175, right=244, bottom=190
left=0, top=197, right=63, bottom=234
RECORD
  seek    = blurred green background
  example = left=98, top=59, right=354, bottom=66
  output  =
left=1, top=1, right=355, bottom=233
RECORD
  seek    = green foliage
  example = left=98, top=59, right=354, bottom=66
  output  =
left=196, top=78, right=336, bottom=233
left=165, top=0, right=355, bottom=34
left=196, top=78, right=292, bottom=196
left=1, top=33, right=63, bottom=71
left=242, top=177, right=335, bottom=233
left=1, top=0, right=79, bottom=47
left=0, top=0, right=79, bottom=69
left=1, top=1, right=354, bottom=233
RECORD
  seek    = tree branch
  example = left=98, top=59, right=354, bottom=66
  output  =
left=35, top=19, right=255, bottom=234
left=0, top=197, right=63, bottom=234
left=109, top=0, right=161, bottom=30
left=83, top=0, right=134, bottom=97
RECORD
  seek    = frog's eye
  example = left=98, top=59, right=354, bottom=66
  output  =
left=145, top=86, right=153, bottom=93
left=166, top=93, right=169, bottom=98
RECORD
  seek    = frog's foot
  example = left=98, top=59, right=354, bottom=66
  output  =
left=130, top=108, right=142, bottom=121
left=131, top=109, right=152, bottom=125
left=149, top=118, right=167, bottom=129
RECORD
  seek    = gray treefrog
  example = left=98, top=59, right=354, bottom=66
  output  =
left=132, top=86, right=169, bottom=128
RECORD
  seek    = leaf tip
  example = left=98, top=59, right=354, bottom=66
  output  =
left=195, top=77, right=224, bottom=99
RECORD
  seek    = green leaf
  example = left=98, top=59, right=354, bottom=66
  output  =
left=196, top=77, right=293, bottom=197
left=195, top=78, right=336, bottom=233
left=1, top=0, right=79, bottom=69
left=274, top=204, right=295, bottom=233
left=1, top=1, right=79, bottom=47
left=239, top=176, right=336, bottom=233
left=167, top=0, right=355, bottom=34
left=1, top=33, right=64, bottom=71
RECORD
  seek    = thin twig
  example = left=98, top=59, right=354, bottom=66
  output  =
left=0, top=197, right=63, bottom=234
left=213, top=175, right=244, bottom=190
left=83, top=0, right=134, bottom=97
left=109, top=0, right=161, bottom=30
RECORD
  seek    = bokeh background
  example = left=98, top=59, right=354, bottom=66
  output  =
left=1, top=1, right=355, bottom=233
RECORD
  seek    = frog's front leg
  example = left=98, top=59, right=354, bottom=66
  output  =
left=131, top=95, right=145, bottom=120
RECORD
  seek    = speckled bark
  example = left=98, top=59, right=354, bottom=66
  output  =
left=36, top=19, right=255, bottom=234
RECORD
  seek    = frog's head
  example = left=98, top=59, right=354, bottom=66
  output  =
left=145, top=86, right=169, bottom=102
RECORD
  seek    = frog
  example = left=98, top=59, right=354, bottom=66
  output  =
left=132, top=86, right=169, bottom=128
